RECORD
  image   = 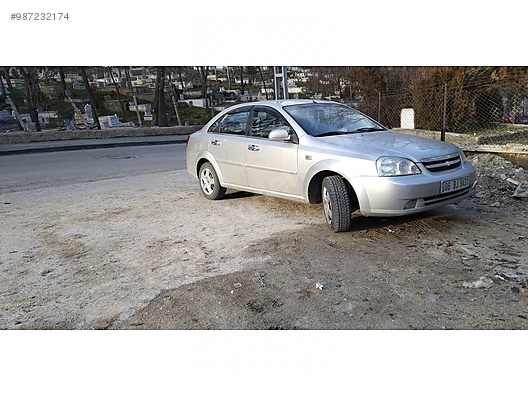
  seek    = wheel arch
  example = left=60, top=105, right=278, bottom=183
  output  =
left=196, top=157, right=210, bottom=178
left=197, top=160, right=227, bottom=200
left=307, top=170, right=360, bottom=212
left=195, top=154, right=223, bottom=183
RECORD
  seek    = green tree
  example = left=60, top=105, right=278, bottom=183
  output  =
left=246, top=66, right=257, bottom=85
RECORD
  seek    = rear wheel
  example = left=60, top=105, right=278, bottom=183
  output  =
left=199, top=162, right=226, bottom=200
left=322, top=175, right=351, bottom=232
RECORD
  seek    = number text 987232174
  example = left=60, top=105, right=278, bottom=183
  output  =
left=10, top=13, right=69, bottom=21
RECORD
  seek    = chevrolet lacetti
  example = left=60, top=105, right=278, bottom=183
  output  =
left=186, top=100, right=477, bottom=232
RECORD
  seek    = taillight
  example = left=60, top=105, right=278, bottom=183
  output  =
left=186, top=135, right=190, bottom=148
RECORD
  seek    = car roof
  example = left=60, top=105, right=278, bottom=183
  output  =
left=227, top=99, right=338, bottom=111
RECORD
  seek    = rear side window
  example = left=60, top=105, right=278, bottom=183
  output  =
left=207, top=118, right=221, bottom=133
left=209, top=110, right=250, bottom=135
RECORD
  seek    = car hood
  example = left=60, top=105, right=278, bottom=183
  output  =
left=318, top=131, right=459, bottom=161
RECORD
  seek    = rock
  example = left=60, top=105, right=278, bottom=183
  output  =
left=463, top=277, right=493, bottom=289
left=513, top=181, right=528, bottom=198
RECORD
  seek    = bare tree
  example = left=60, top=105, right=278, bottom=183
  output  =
left=124, top=67, right=133, bottom=90
left=2, top=67, right=24, bottom=130
left=213, top=66, right=220, bottom=93
left=239, top=66, right=245, bottom=95
left=198, top=66, right=209, bottom=108
left=108, top=67, right=126, bottom=122
left=122, top=67, right=142, bottom=127
left=226, top=66, right=232, bottom=90
left=258, top=67, right=269, bottom=100
left=18, top=67, right=41, bottom=131
left=0, top=72, right=5, bottom=97
left=167, top=69, right=182, bottom=126
left=177, top=67, right=185, bottom=93
left=58, top=67, right=67, bottom=99
left=152, top=67, right=167, bottom=127
left=80, top=67, right=101, bottom=129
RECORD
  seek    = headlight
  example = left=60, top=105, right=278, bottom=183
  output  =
left=458, top=149, right=467, bottom=163
left=376, top=157, right=421, bottom=176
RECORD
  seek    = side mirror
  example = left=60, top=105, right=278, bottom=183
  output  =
left=269, top=128, right=290, bottom=141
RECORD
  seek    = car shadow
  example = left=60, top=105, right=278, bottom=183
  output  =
left=348, top=209, right=450, bottom=232
left=224, top=191, right=257, bottom=200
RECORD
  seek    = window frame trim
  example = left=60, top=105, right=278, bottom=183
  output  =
left=208, top=106, right=252, bottom=135
left=249, top=105, right=297, bottom=142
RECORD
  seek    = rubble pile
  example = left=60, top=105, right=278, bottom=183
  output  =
left=468, top=153, right=528, bottom=205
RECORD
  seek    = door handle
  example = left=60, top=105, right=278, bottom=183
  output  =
left=211, top=139, right=220, bottom=146
left=247, top=144, right=260, bottom=152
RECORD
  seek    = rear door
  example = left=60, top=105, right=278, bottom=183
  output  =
left=208, top=107, right=251, bottom=187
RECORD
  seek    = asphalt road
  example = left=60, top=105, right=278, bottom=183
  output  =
left=0, top=144, right=187, bottom=193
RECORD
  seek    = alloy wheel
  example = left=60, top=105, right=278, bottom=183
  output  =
left=200, top=168, right=215, bottom=195
left=322, top=185, right=333, bottom=225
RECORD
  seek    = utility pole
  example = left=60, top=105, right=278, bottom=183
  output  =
left=274, top=66, right=288, bottom=100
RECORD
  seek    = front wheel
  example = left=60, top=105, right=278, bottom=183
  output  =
left=199, top=162, right=226, bottom=200
left=322, top=175, right=351, bottom=232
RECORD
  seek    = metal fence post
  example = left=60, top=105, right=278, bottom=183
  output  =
left=378, top=90, right=381, bottom=123
left=441, top=82, right=447, bottom=141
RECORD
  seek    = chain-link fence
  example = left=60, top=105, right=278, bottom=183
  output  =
left=348, top=72, right=528, bottom=150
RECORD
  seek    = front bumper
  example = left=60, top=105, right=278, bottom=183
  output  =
left=357, top=163, right=477, bottom=216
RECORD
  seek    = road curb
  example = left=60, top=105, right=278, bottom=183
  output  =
left=0, top=138, right=188, bottom=156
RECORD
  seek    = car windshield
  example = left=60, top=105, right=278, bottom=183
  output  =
left=283, top=102, right=386, bottom=137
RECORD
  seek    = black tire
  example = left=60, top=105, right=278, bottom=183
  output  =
left=199, top=162, right=226, bottom=200
left=321, top=175, right=351, bottom=232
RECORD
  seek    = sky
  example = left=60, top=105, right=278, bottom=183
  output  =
left=5, top=1, right=526, bottom=66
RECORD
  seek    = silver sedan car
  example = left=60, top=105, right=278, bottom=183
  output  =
left=186, top=100, right=477, bottom=232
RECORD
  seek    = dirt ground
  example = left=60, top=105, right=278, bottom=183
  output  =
left=1, top=153, right=527, bottom=330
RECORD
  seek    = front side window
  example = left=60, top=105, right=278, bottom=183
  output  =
left=284, top=103, right=385, bottom=137
left=209, top=109, right=250, bottom=135
left=250, top=108, right=290, bottom=139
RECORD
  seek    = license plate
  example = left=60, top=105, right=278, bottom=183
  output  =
left=441, top=176, right=470, bottom=194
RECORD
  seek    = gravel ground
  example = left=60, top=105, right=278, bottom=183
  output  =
left=1, top=153, right=527, bottom=330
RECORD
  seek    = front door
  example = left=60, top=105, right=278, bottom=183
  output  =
left=245, top=107, right=299, bottom=196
